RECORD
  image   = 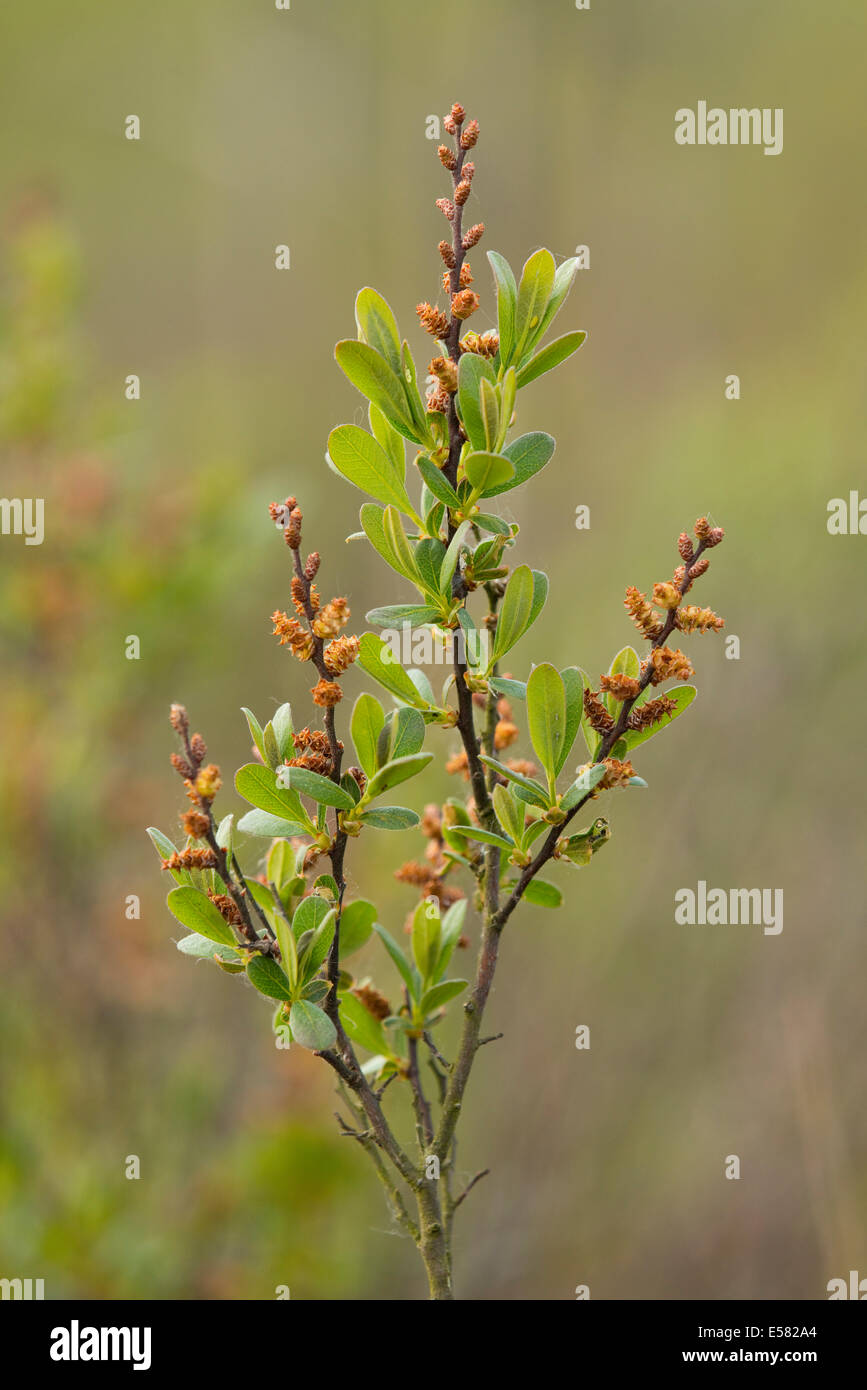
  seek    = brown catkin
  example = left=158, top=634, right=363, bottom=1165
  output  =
left=599, top=672, right=641, bottom=702
left=675, top=605, right=724, bottom=634
left=416, top=302, right=451, bottom=339
left=323, top=634, right=359, bottom=674
left=451, top=289, right=480, bottom=320
left=352, top=983, right=392, bottom=1022
left=583, top=689, right=615, bottom=733
left=438, top=240, right=456, bottom=269
left=311, top=678, right=343, bottom=708
left=437, top=144, right=456, bottom=171
left=182, top=809, right=211, bottom=839
left=624, top=586, right=665, bottom=640
left=678, top=532, right=695, bottom=562
left=647, top=646, right=694, bottom=684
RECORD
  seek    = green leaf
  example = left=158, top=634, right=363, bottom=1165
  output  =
left=289, top=1000, right=337, bottom=1052
left=365, top=604, right=441, bottom=628
left=383, top=505, right=420, bottom=581
left=312, top=873, right=339, bottom=902
left=366, top=751, right=433, bottom=799
left=389, top=707, right=426, bottom=760
left=340, top=991, right=389, bottom=1055
left=516, top=330, right=586, bottom=389
left=446, top=824, right=514, bottom=852
left=282, top=766, right=355, bottom=809
left=302, top=979, right=332, bottom=1004
left=521, top=878, right=562, bottom=908
left=247, top=954, right=294, bottom=1001
left=354, top=287, right=402, bottom=374
left=529, top=569, right=549, bottom=629
left=527, top=663, right=567, bottom=785
left=456, top=607, right=485, bottom=670
left=408, top=667, right=437, bottom=707
left=492, top=783, right=526, bottom=845
left=166, top=886, right=236, bottom=947
left=560, top=762, right=608, bottom=810
left=262, top=721, right=281, bottom=771
left=338, top=900, right=377, bottom=956
left=479, top=377, right=500, bottom=451
left=439, top=519, right=471, bottom=590
left=529, top=255, right=580, bottom=349
left=147, top=826, right=179, bottom=860
left=478, top=753, right=549, bottom=806
left=523, top=818, right=551, bottom=851
left=356, top=806, right=420, bottom=830
left=235, top=764, right=308, bottom=825
left=421, top=979, right=469, bottom=1014
left=414, top=537, right=448, bottom=597
left=373, top=923, right=419, bottom=999
left=416, top=456, right=460, bottom=509
left=497, top=366, right=517, bottom=451
left=359, top=502, right=392, bottom=568
left=341, top=772, right=362, bottom=805
left=351, top=692, right=385, bottom=778
left=240, top=707, right=266, bottom=761
left=399, top=339, right=432, bottom=442
left=482, top=432, right=555, bottom=498
left=271, top=703, right=294, bottom=760
left=486, top=250, right=518, bottom=367
left=357, top=633, right=434, bottom=709
left=328, top=425, right=416, bottom=515
left=299, top=909, right=337, bottom=979
left=292, top=895, right=333, bottom=945
left=369, top=402, right=405, bottom=480
left=620, top=685, right=697, bottom=753
left=335, top=340, right=422, bottom=443
left=434, top=899, right=468, bottom=979
left=360, top=503, right=421, bottom=584
left=492, top=564, right=534, bottom=663
left=246, top=877, right=280, bottom=921
left=237, top=808, right=309, bottom=839
left=266, top=838, right=294, bottom=891
left=487, top=676, right=527, bottom=701
left=176, top=933, right=242, bottom=963
left=473, top=513, right=512, bottom=537
left=464, top=452, right=515, bottom=497
left=457, top=353, right=496, bottom=451
left=557, top=667, right=585, bottom=775
left=411, top=899, right=442, bottom=983
left=514, top=249, right=556, bottom=362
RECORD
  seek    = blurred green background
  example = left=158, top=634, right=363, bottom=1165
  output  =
left=1, top=0, right=865, bottom=1300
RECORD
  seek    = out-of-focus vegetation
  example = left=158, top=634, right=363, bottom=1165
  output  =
left=1, top=0, right=865, bottom=1299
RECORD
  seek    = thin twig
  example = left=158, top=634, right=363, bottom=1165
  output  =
left=452, top=1168, right=490, bottom=1213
